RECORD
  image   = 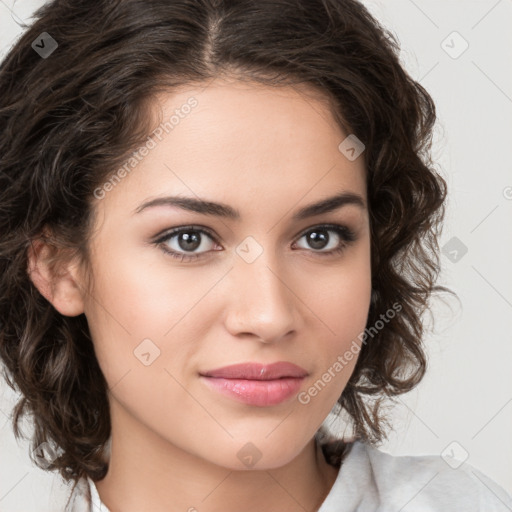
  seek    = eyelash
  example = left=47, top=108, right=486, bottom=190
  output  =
left=153, top=223, right=357, bottom=262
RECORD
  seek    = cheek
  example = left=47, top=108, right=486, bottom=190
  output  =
left=306, top=253, right=372, bottom=392
left=83, top=241, right=227, bottom=403
left=309, top=252, right=372, bottom=347
left=330, top=275, right=372, bottom=347
left=84, top=234, right=215, bottom=340
left=84, top=262, right=206, bottom=439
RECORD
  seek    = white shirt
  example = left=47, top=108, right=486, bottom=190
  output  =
left=64, top=440, right=512, bottom=511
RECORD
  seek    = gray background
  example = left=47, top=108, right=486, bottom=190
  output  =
left=0, top=0, right=511, bottom=510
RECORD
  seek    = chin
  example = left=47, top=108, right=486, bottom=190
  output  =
left=201, top=436, right=310, bottom=471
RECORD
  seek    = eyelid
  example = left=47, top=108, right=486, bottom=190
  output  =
left=152, top=224, right=218, bottom=243
left=295, top=222, right=355, bottom=240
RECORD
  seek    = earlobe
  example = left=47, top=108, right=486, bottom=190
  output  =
left=26, top=237, right=85, bottom=317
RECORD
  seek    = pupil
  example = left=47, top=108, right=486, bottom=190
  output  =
left=309, top=230, right=328, bottom=249
left=179, top=232, right=200, bottom=251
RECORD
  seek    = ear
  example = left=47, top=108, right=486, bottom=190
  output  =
left=26, top=233, right=86, bottom=317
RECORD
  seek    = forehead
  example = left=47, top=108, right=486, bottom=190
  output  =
left=150, top=77, right=349, bottom=153
left=94, top=78, right=367, bottom=222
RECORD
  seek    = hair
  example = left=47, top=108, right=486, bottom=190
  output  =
left=0, top=0, right=454, bottom=490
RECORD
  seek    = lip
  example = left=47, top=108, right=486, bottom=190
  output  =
left=199, top=362, right=309, bottom=407
left=200, top=362, right=308, bottom=380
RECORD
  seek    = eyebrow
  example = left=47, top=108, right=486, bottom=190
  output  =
left=133, top=191, right=366, bottom=221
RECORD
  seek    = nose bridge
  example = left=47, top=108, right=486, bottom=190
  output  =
left=225, top=235, right=298, bottom=341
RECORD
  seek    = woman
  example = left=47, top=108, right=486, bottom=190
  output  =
left=0, top=0, right=510, bottom=510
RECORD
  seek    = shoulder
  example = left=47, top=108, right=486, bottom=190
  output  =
left=363, top=442, right=511, bottom=510
left=63, top=476, right=110, bottom=512
left=62, top=477, right=92, bottom=512
left=322, top=439, right=512, bottom=511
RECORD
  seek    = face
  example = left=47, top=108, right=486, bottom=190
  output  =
left=78, top=78, right=372, bottom=470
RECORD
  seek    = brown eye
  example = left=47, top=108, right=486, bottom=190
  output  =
left=155, top=226, right=219, bottom=262
left=294, top=224, right=357, bottom=256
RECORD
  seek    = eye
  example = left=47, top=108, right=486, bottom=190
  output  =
left=154, top=226, right=219, bottom=262
left=293, top=224, right=357, bottom=256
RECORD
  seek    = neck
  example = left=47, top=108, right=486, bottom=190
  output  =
left=95, top=401, right=339, bottom=512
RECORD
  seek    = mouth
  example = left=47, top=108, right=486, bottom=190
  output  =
left=199, top=362, right=308, bottom=407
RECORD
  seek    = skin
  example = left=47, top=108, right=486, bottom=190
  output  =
left=28, top=77, right=372, bottom=512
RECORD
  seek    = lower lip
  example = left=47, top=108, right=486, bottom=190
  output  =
left=200, top=376, right=305, bottom=406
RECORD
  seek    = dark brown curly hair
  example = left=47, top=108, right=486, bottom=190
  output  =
left=0, top=0, right=453, bottom=490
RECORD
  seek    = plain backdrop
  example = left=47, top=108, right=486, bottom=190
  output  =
left=0, top=1, right=511, bottom=510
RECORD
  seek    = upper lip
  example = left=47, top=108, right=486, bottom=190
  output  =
left=200, top=362, right=308, bottom=380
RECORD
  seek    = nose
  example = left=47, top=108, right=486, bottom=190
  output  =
left=223, top=251, right=300, bottom=344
